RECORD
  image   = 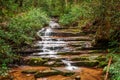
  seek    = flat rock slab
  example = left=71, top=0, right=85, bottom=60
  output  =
left=34, top=69, right=74, bottom=78
left=22, top=70, right=38, bottom=74
left=70, top=60, right=99, bottom=67
left=57, top=50, right=106, bottom=55
left=34, top=70, right=60, bottom=78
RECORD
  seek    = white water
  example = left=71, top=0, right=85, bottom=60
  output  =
left=62, top=60, right=78, bottom=71
left=38, top=20, right=78, bottom=71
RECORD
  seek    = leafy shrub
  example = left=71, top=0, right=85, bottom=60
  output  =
left=104, top=54, right=120, bottom=80
left=0, top=8, right=50, bottom=76
left=7, top=8, right=49, bottom=46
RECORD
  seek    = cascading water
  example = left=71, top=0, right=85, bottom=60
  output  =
left=40, top=27, right=57, bottom=58
left=62, top=60, right=78, bottom=71
left=37, top=20, right=78, bottom=71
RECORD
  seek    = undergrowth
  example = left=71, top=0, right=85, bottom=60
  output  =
left=0, top=8, right=49, bottom=76
left=59, top=2, right=94, bottom=26
left=104, top=53, right=120, bottom=80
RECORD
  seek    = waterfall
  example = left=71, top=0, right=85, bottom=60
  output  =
left=37, top=20, right=78, bottom=71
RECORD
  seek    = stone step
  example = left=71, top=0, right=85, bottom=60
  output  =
left=21, top=69, right=74, bottom=78
left=57, top=50, right=105, bottom=55
left=68, top=41, right=92, bottom=47
left=34, top=69, right=74, bottom=78
left=75, top=47, right=106, bottom=50
left=27, top=53, right=105, bottom=62
left=41, top=32, right=87, bottom=37
left=24, top=54, right=106, bottom=67
left=31, top=50, right=106, bottom=56
left=64, top=37, right=92, bottom=41
left=33, top=41, right=92, bottom=49
left=44, top=60, right=99, bottom=67
left=45, top=27, right=81, bottom=30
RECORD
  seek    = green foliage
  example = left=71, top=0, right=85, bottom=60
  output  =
left=0, top=8, right=49, bottom=76
left=94, top=0, right=120, bottom=49
left=104, top=54, right=120, bottom=80
left=0, top=63, right=9, bottom=77
left=8, top=8, right=49, bottom=46
left=0, top=0, right=18, bottom=22
left=59, top=2, right=94, bottom=26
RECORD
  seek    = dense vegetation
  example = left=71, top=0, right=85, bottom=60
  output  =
left=0, top=0, right=120, bottom=79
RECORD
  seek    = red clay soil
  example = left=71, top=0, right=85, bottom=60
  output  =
left=0, top=66, right=103, bottom=80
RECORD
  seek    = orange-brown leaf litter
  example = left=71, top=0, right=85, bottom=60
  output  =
left=0, top=66, right=104, bottom=80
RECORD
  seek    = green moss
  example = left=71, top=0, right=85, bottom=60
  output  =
left=34, top=70, right=60, bottom=78
left=27, top=58, right=47, bottom=66
left=98, top=61, right=107, bottom=67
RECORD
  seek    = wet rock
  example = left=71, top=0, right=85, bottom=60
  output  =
left=49, top=21, right=60, bottom=28
left=34, top=70, right=60, bottom=78
left=22, top=70, right=38, bottom=74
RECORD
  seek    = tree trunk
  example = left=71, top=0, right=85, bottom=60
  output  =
left=33, top=0, right=38, bottom=7
left=19, top=0, right=23, bottom=7
left=74, top=0, right=77, bottom=4
left=65, top=0, right=68, bottom=7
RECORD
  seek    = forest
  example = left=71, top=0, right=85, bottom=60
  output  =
left=0, top=0, right=120, bottom=80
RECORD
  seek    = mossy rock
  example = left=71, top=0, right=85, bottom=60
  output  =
left=34, top=70, right=60, bottom=78
left=57, top=52, right=80, bottom=55
left=27, top=57, right=47, bottom=66
left=22, top=70, right=38, bottom=74
left=62, top=71, right=75, bottom=76
left=70, top=57, right=89, bottom=61
left=71, top=61, right=99, bottom=67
